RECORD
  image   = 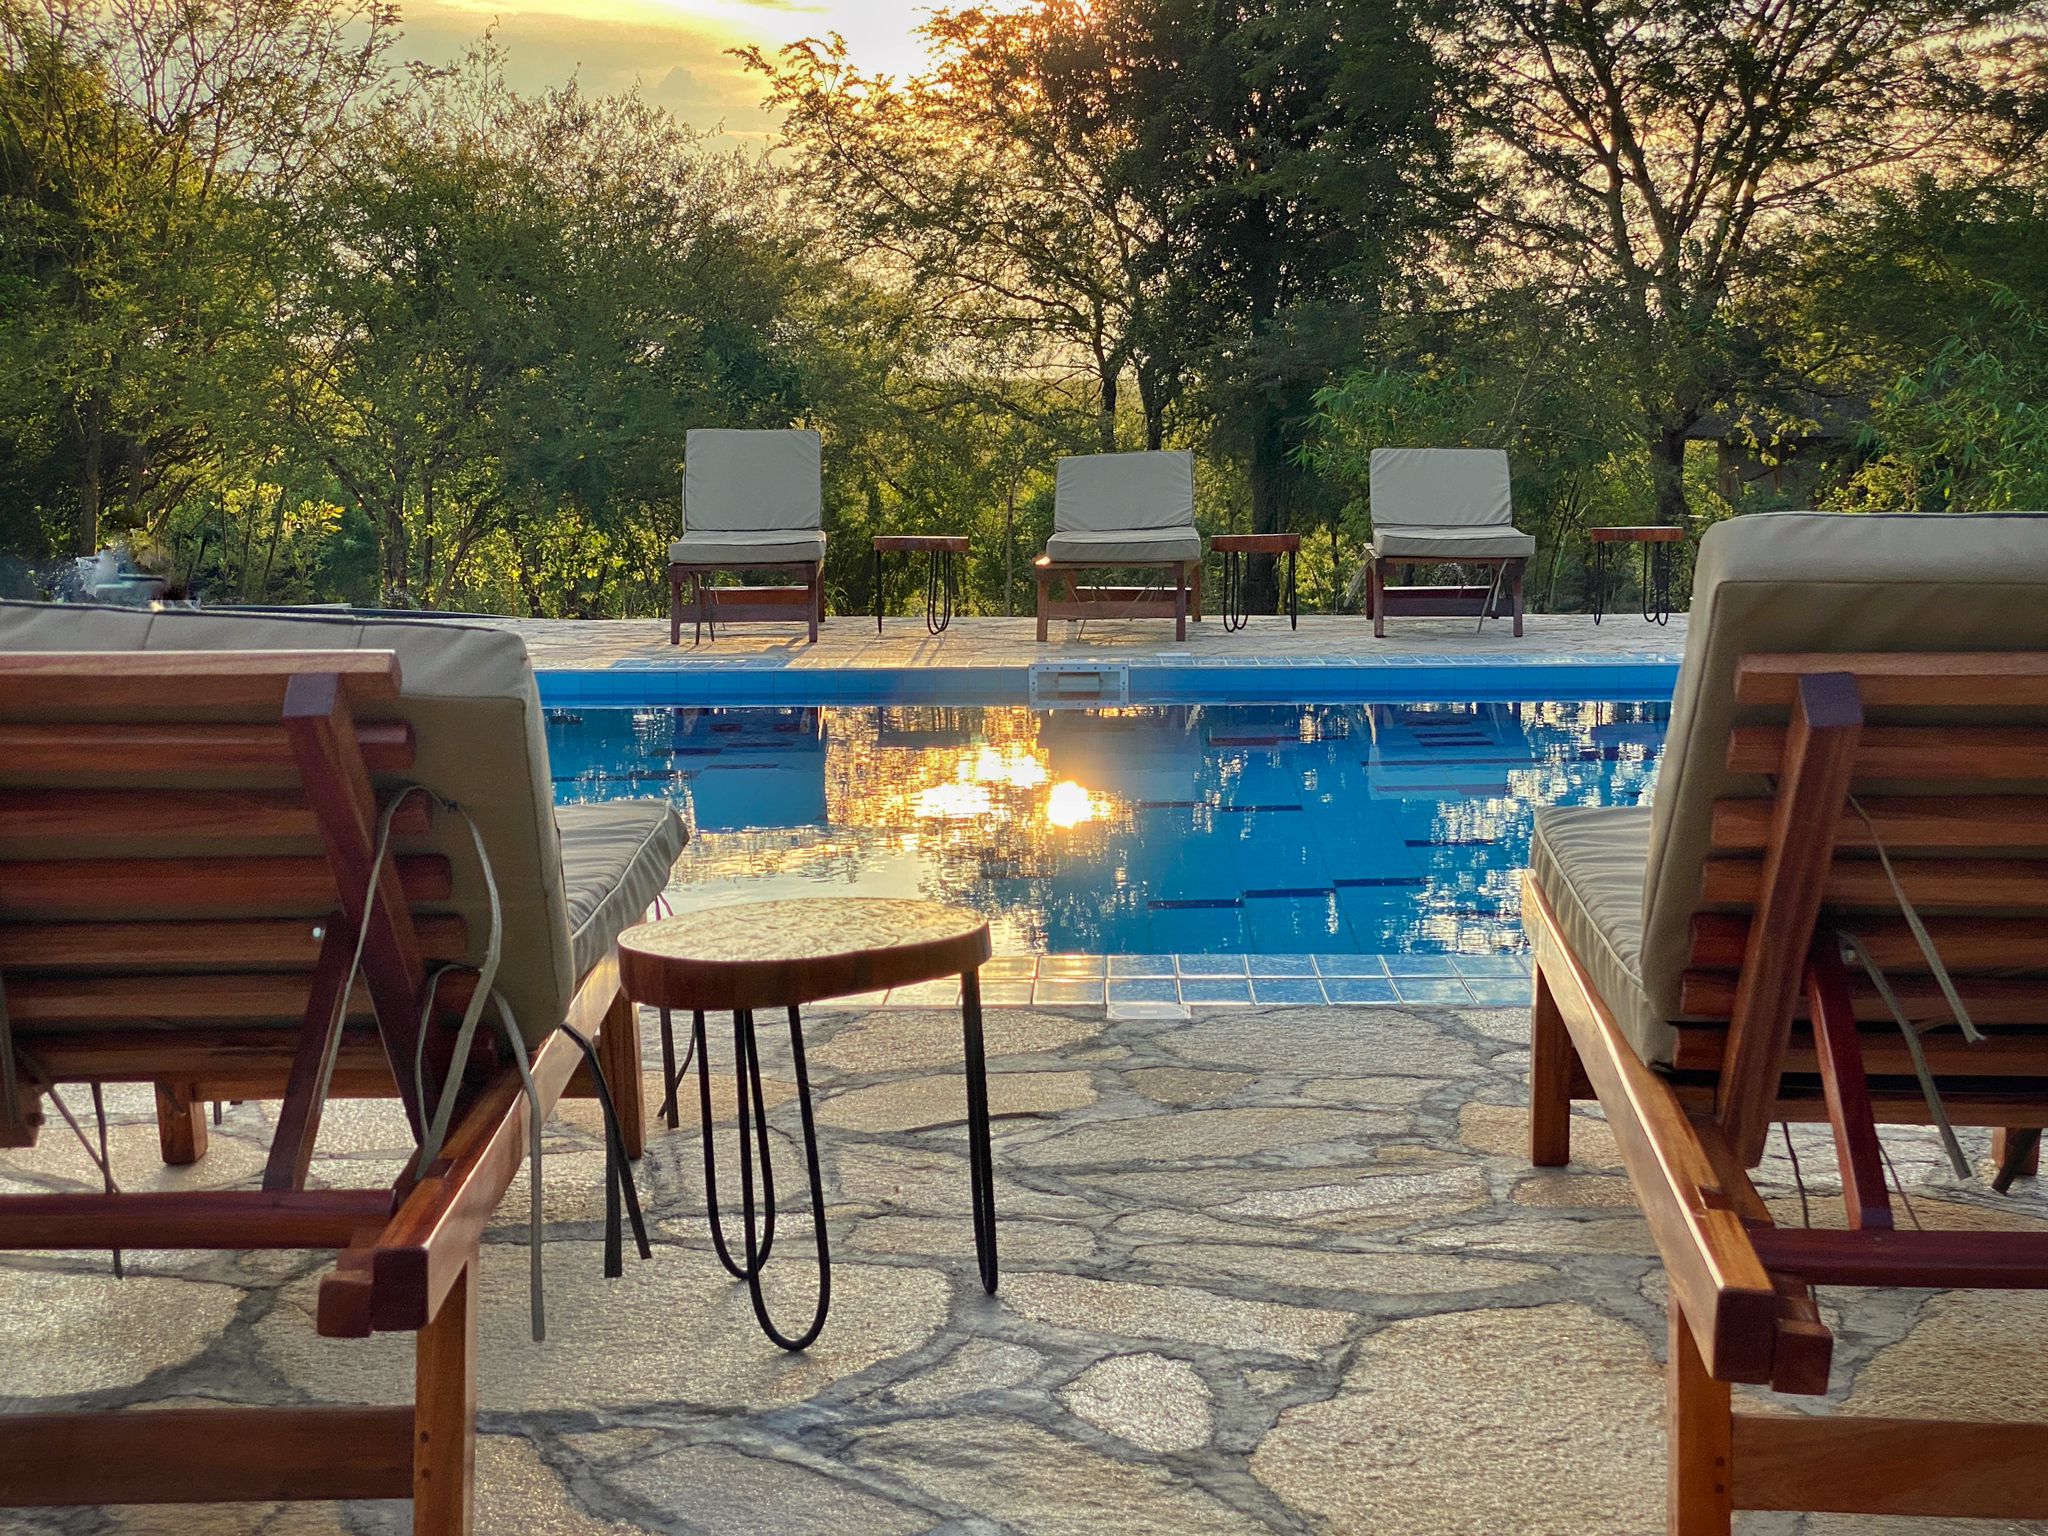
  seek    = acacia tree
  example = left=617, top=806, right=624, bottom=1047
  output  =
left=1468, top=0, right=2048, bottom=525
left=745, top=13, right=1174, bottom=453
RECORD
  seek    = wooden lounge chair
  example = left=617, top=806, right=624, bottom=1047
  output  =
left=1365, top=447, right=1533, bottom=637
left=1521, top=511, right=2048, bottom=1533
left=669, top=427, right=827, bottom=645
left=0, top=601, right=685, bottom=1533
left=1034, top=450, right=1204, bottom=642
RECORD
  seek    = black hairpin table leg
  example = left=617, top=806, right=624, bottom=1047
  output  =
left=925, top=547, right=957, bottom=634
left=733, top=1004, right=831, bottom=1352
left=1221, top=548, right=1249, bottom=633
left=960, top=969, right=999, bottom=1294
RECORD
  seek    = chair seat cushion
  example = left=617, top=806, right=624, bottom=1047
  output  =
left=1045, top=528, right=1203, bottom=565
left=1527, top=805, right=1677, bottom=1067
left=1371, top=525, right=1535, bottom=561
left=669, top=530, right=826, bottom=567
left=557, top=802, right=687, bottom=983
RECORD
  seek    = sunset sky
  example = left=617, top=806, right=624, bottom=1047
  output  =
left=396, top=1, right=943, bottom=137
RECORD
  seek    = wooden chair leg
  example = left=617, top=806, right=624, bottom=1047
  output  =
left=1993, top=1126, right=2040, bottom=1190
left=598, top=987, right=645, bottom=1161
left=1668, top=1302, right=1734, bottom=1536
left=1190, top=561, right=1203, bottom=621
left=413, top=1260, right=478, bottom=1536
left=668, top=567, right=683, bottom=646
left=155, top=1081, right=208, bottom=1165
left=1529, top=965, right=1576, bottom=1167
left=1511, top=558, right=1526, bottom=638
left=806, top=566, right=820, bottom=645
left=1371, top=558, right=1387, bottom=639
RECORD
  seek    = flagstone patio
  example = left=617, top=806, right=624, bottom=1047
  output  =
left=3, top=996, right=2041, bottom=1535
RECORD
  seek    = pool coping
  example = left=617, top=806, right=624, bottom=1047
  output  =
left=538, top=652, right=1682, bottom=707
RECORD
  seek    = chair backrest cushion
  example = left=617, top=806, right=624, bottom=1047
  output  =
left=1054, top=450, right=1196, bottom=534
left=0, top=600, right=576, bottom=1046
left=1369, top=448, right=1514, bottom=529
left=684, top=428, right=823, bottom=534
left=1640, top=511, right=2048, bottom=1025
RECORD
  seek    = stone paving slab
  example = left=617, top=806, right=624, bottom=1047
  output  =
left=490, top=612, right=1686, bottom=674
left=2, top=998, right=2040, bottom=1535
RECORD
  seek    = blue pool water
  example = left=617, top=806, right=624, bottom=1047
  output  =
left=547, top=701, right=1666, bottom=957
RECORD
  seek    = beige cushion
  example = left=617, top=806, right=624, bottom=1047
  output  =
left=557, top=802, right=685, bottom=983
left=1053, top=450, right=1196, bottom=536
left=1370, top=526, right=1535, bottom=560
left=1045, top=528, right=1203, bottom=565
left=669, top=530, right=825, bottom=567
left=0, top=600, right=658, bottom=1047
left=1638, top=511, right=2048, bottom=1044
left=1370, top=448, right=1515, bottom=529
left=1528, top=806, right=1665, bottom=1063
left=684, top=428, right=822, bottom=535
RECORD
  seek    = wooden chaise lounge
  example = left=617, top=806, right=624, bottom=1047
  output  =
left=1523, top=511, right=2048, bottom=1532
left=0, top=601, right=685, bottom=1532
left=1034, top=449, right=1204, bottom=642
left=668, top=427, right=828, bottom=645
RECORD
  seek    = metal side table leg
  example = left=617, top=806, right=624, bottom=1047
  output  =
left=960, top=969, right=999, bottom=1294
left=695, top=1008, right=776, bottom=1280
left=659, top=1007, right=680, bottom=1130
left=734, top=1004, right=831, bottom=1351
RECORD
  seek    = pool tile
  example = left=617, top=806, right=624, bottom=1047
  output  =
left=1386, top=954, right=1462, bottom=978
left=1108, top=978, right=1181, bottom=1005
left=1176, top=954, right=1248, bottom=977
left=1108, top=955, right=1176, bottom=978
left=1251, top=978, right=1327, bottom=1005
left=1322, top=977, right=1401, bottom=1005
left=1040, top=955, right=1107, bottom=979
left=1033, top=978, right=1106, bottom=1006
left=1108, top=999, right=1191, bottom=1021
left=1178, top=977, right=1253, bottom=1005
left=981, top=956, right=1040, bottom=980
left=1452, top=955, right=1527, bottom=978
left=978, top=980, right=1035, bottom=1007
left=1245, top=953, right=1317, bottom=977
left=1392, top=977, right=1475, bottom=1005
left=1313, top=954, right=1390, bottom=978
left=1462, top=982, right=1530, bottom=1007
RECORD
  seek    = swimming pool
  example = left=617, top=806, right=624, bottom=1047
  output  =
left=547, top=700, right=1665, bottom=971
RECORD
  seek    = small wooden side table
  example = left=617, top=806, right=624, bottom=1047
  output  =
left=1587, top=525, right=1686, bottom=625
left=1212, top=532, right=1301, bottom=631
left=872, top=535, right=968, bottom=635
left=617, top=898, right=995, bottom=1351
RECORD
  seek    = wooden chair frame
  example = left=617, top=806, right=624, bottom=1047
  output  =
left=668, top=560, right=824, bottom=646
left=1033, top=557, right=1203, bottom=642
left=1364, top=554, right=1526, bottom=638
left=0, top=652, right=646, bottom=1533
left=1526, top=654, right=2048, bottom=1533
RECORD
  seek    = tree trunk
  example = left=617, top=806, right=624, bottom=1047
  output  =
left=1243, top=406, right=1290, bottom=613
left=1002, top=464, right=1018, bottom=617
left=1098, top=365, right=1119, bottom=453
left=1650, top=422, right=1692, bottom=526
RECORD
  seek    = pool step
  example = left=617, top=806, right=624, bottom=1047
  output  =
left=1029, top=662, right=1130, bottom=708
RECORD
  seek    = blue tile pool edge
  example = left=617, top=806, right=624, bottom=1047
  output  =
left=539, top=655, right=1681, bottom=708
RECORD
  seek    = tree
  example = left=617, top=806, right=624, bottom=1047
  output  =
left=0, top=0, right=393, bottom=555
left=1466, top=0, right=2048, bottom=525
left=1099, top=0, right=1461, bottom=607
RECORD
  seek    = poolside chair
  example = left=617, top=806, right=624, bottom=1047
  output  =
left=1365, top=447, right=1534, bottom=637
left=0, top=600, right=684, bottom=1533
left=669, top=427, right=827, bottom=645
left=1034, top=449, right=1203, bottom=642
left=1520, top=511, right=2048, bottom=1533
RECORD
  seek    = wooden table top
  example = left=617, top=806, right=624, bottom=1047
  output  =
left=617, top=898, right=992, bottom=1012
left=1210, top=533, right=1302, bottom=553
left=1587, top=525, right=1686, bottom=543
left=872, top=535, right=970, bottom=553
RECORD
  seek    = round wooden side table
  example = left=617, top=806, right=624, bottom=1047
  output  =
left=1587, top=524, right=1687, bottom=625
left=871, top=535, right=968, bottom=634
left=1212, top=532, right=1301, bottom=631
left=617, top=898, right=996, bottom=1351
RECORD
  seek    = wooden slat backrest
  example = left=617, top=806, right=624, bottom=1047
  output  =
left=1701, top=654, right=2048, bottom=1161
